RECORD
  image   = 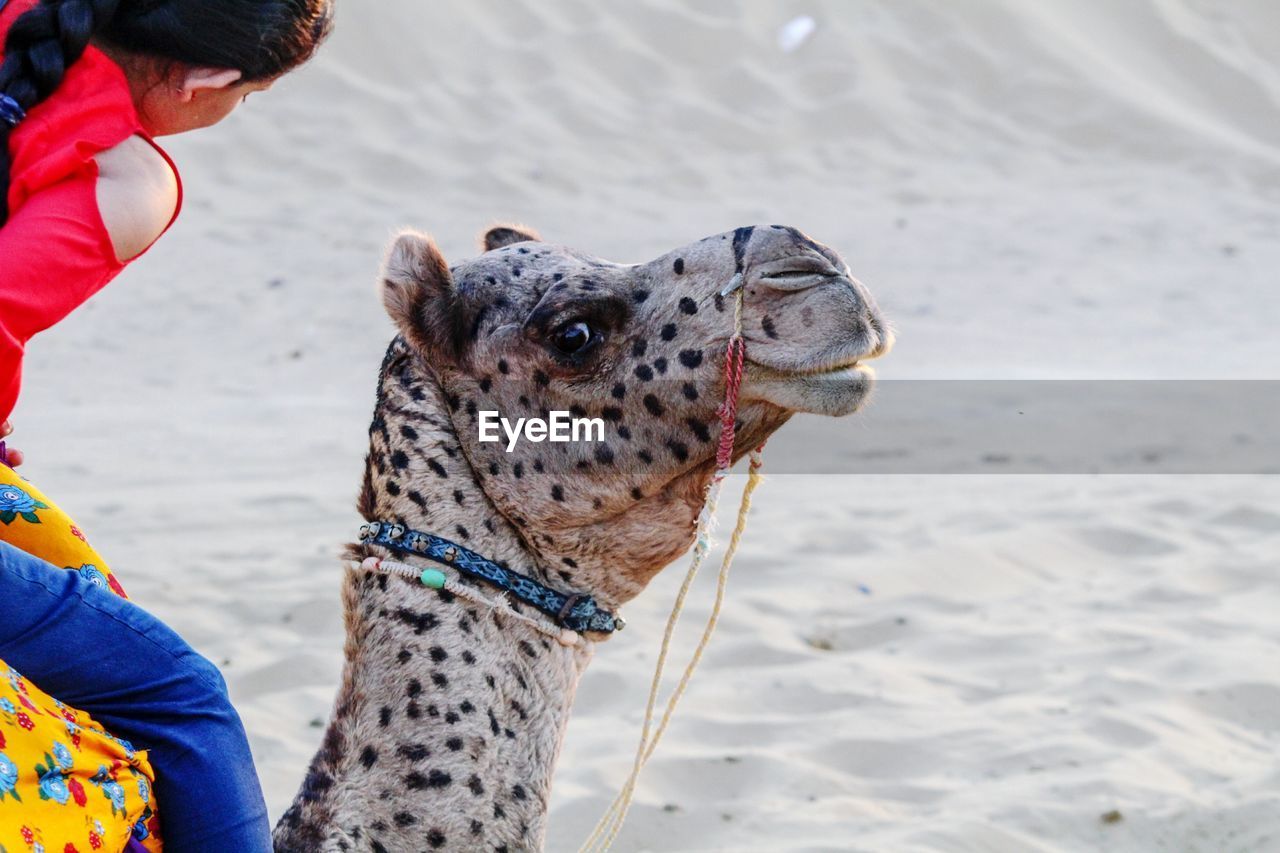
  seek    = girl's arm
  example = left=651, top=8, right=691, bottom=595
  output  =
left=0, top=541, right=272, bottom=852
left=0, top=137, right=177, bottom=423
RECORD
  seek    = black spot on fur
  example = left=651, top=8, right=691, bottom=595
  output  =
left=762, top=315, right=779, bottom=339
left=379, top=706, right=392, bottom=727
left=390, top=450, right=410, bottom=470
left=446, top=737, right=464, bottom=751
left=513, top=461, right=524, bottom=479
left=661, top=323, right=678, bottom=342
left=427, top=459, right=448, bottom=479
left=601, top=406, right=623, bottom=422
left=638, top=449, right=654, bottom=465
left=479, top=376, right=493, bottom=393
left=682, top=382, right=699, bottom=401
left=611, top=383, right=627, bottom=400
left=360, top=746, right=378, bottom=769
left=430, top=647, right=448, bottom=663
left=407, top=679, right=423, bottom=698
left=617, top=425, right=632, bottom=441
left=512, top=784, right=529, bottom=801
left=634, top=364, right=654, bottom=381
left=551, top=484, right=565, bottom=502
left=679, top=297, right=698, bottom=315
left=633, top=290, right=650, bottom=303
left=498, top=359, right=510, bottom=375
left=469, top=774, right=486, bottom=796
left=688, top=418, right=712, bottom=443
left=397, top=649, right=412, bottom=664
left=595, top=445, right=615, bottom=465
left=406, top=769, right=452, bottom=789
left=631, top=487, right=643, bottom=500
left=432, top=672, right=449, bottom=688
left=394, top=812, right=416, bottom=828
left=643, top=394, right=665, bottom=417
left=668, top=440, right=691, bottom=462
left=534, top=370, right=550, bottom=387
left=400, top=425, right=418, bottom=440
left=398, top=744, right=429, bottom=761
left=394, top=609, right=439, bottom=635
left=518, top=640, right=538, bottom=658
left=679, top=349, right=704, bottom=369
left=428, top=830, right=446, bottom=849
left=674, top=258, right=685, bottom=274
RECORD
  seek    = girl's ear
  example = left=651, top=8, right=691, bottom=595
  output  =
left=381, top=230, right=462, bottom=363
left=173, top=67, right=243, bottom=100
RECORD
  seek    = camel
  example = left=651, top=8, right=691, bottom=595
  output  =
left=271, top=223, right=891, bottom=852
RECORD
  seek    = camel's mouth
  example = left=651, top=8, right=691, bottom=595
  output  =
left=742, top=358, right=877, bottom=417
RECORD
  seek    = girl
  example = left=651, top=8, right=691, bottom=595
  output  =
left=0, top=0, right=332, bottom=850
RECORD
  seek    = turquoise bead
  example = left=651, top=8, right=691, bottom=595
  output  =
left=419, top=568, right=447, bottom=589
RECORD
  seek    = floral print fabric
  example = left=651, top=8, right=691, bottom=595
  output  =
left=0, top=465, right=161, bottom=852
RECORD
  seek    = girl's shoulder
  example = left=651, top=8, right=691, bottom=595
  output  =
left=94, top=136, right=181, bottom=263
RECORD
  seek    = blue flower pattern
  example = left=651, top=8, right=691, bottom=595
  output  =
left=52, top=741, right=73, bottom=772
left=0, top=752, right=20, bottom=802
left=0, top=484, right=47, bottom=524
left=77, top=564, right=108, bottom=588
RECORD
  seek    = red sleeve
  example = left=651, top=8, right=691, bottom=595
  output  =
left=0, top=172, right=124, bottom=422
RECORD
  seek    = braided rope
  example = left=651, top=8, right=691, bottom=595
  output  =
left=353, top=557, right=580, bottom=646
left=580, top=287, right=764, bottom=853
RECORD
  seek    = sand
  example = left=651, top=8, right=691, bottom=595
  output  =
left=13, top=1, right=1280, bottom=850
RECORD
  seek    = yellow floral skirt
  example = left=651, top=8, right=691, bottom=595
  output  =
left=0, top=465, right=161, bottom=852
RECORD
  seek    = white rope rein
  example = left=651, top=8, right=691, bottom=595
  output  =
left=579, top=287, right=764, bottom=853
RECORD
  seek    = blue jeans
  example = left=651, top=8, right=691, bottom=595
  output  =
left=0, top=540, right=272, bottom=852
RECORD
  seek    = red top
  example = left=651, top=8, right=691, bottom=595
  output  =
left=0, top=0, right=182, bottom=422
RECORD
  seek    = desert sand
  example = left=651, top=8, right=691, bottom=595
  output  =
left=13, top=1, right=1280, bottom=850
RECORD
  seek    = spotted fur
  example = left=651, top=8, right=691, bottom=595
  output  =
left=274, top=224, right=889, bottom=851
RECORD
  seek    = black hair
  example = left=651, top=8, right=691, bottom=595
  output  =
left=0, top=0, right=334, bottom=223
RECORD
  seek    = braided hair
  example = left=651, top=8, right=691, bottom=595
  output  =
left=0, top=0, right=333, bottom=224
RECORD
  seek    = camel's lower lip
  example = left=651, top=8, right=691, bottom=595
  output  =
left=745, top=359, right=871, bottom=380
left=742, top=361, right=875, bottom=416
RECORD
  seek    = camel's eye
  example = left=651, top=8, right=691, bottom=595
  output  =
left=552, top=321, right=593, bottom=355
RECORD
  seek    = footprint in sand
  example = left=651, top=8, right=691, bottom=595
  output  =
left=1076, top=526, right=1179, bottom=557
left=1210, top=506, right=1280, bottom=533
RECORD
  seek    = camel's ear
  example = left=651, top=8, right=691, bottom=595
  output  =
left=381, top=230, right=460, bottom=362
left=481, top=223, right=542, bottom=252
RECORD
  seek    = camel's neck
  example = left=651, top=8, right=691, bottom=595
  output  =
left=275, top=345, right=594, bottom=852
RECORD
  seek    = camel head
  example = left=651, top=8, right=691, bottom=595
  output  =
left=378, top=224, right=891, bottom=605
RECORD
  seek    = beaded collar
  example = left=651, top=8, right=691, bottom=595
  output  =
left=359, top=520, right=625, bottom=635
